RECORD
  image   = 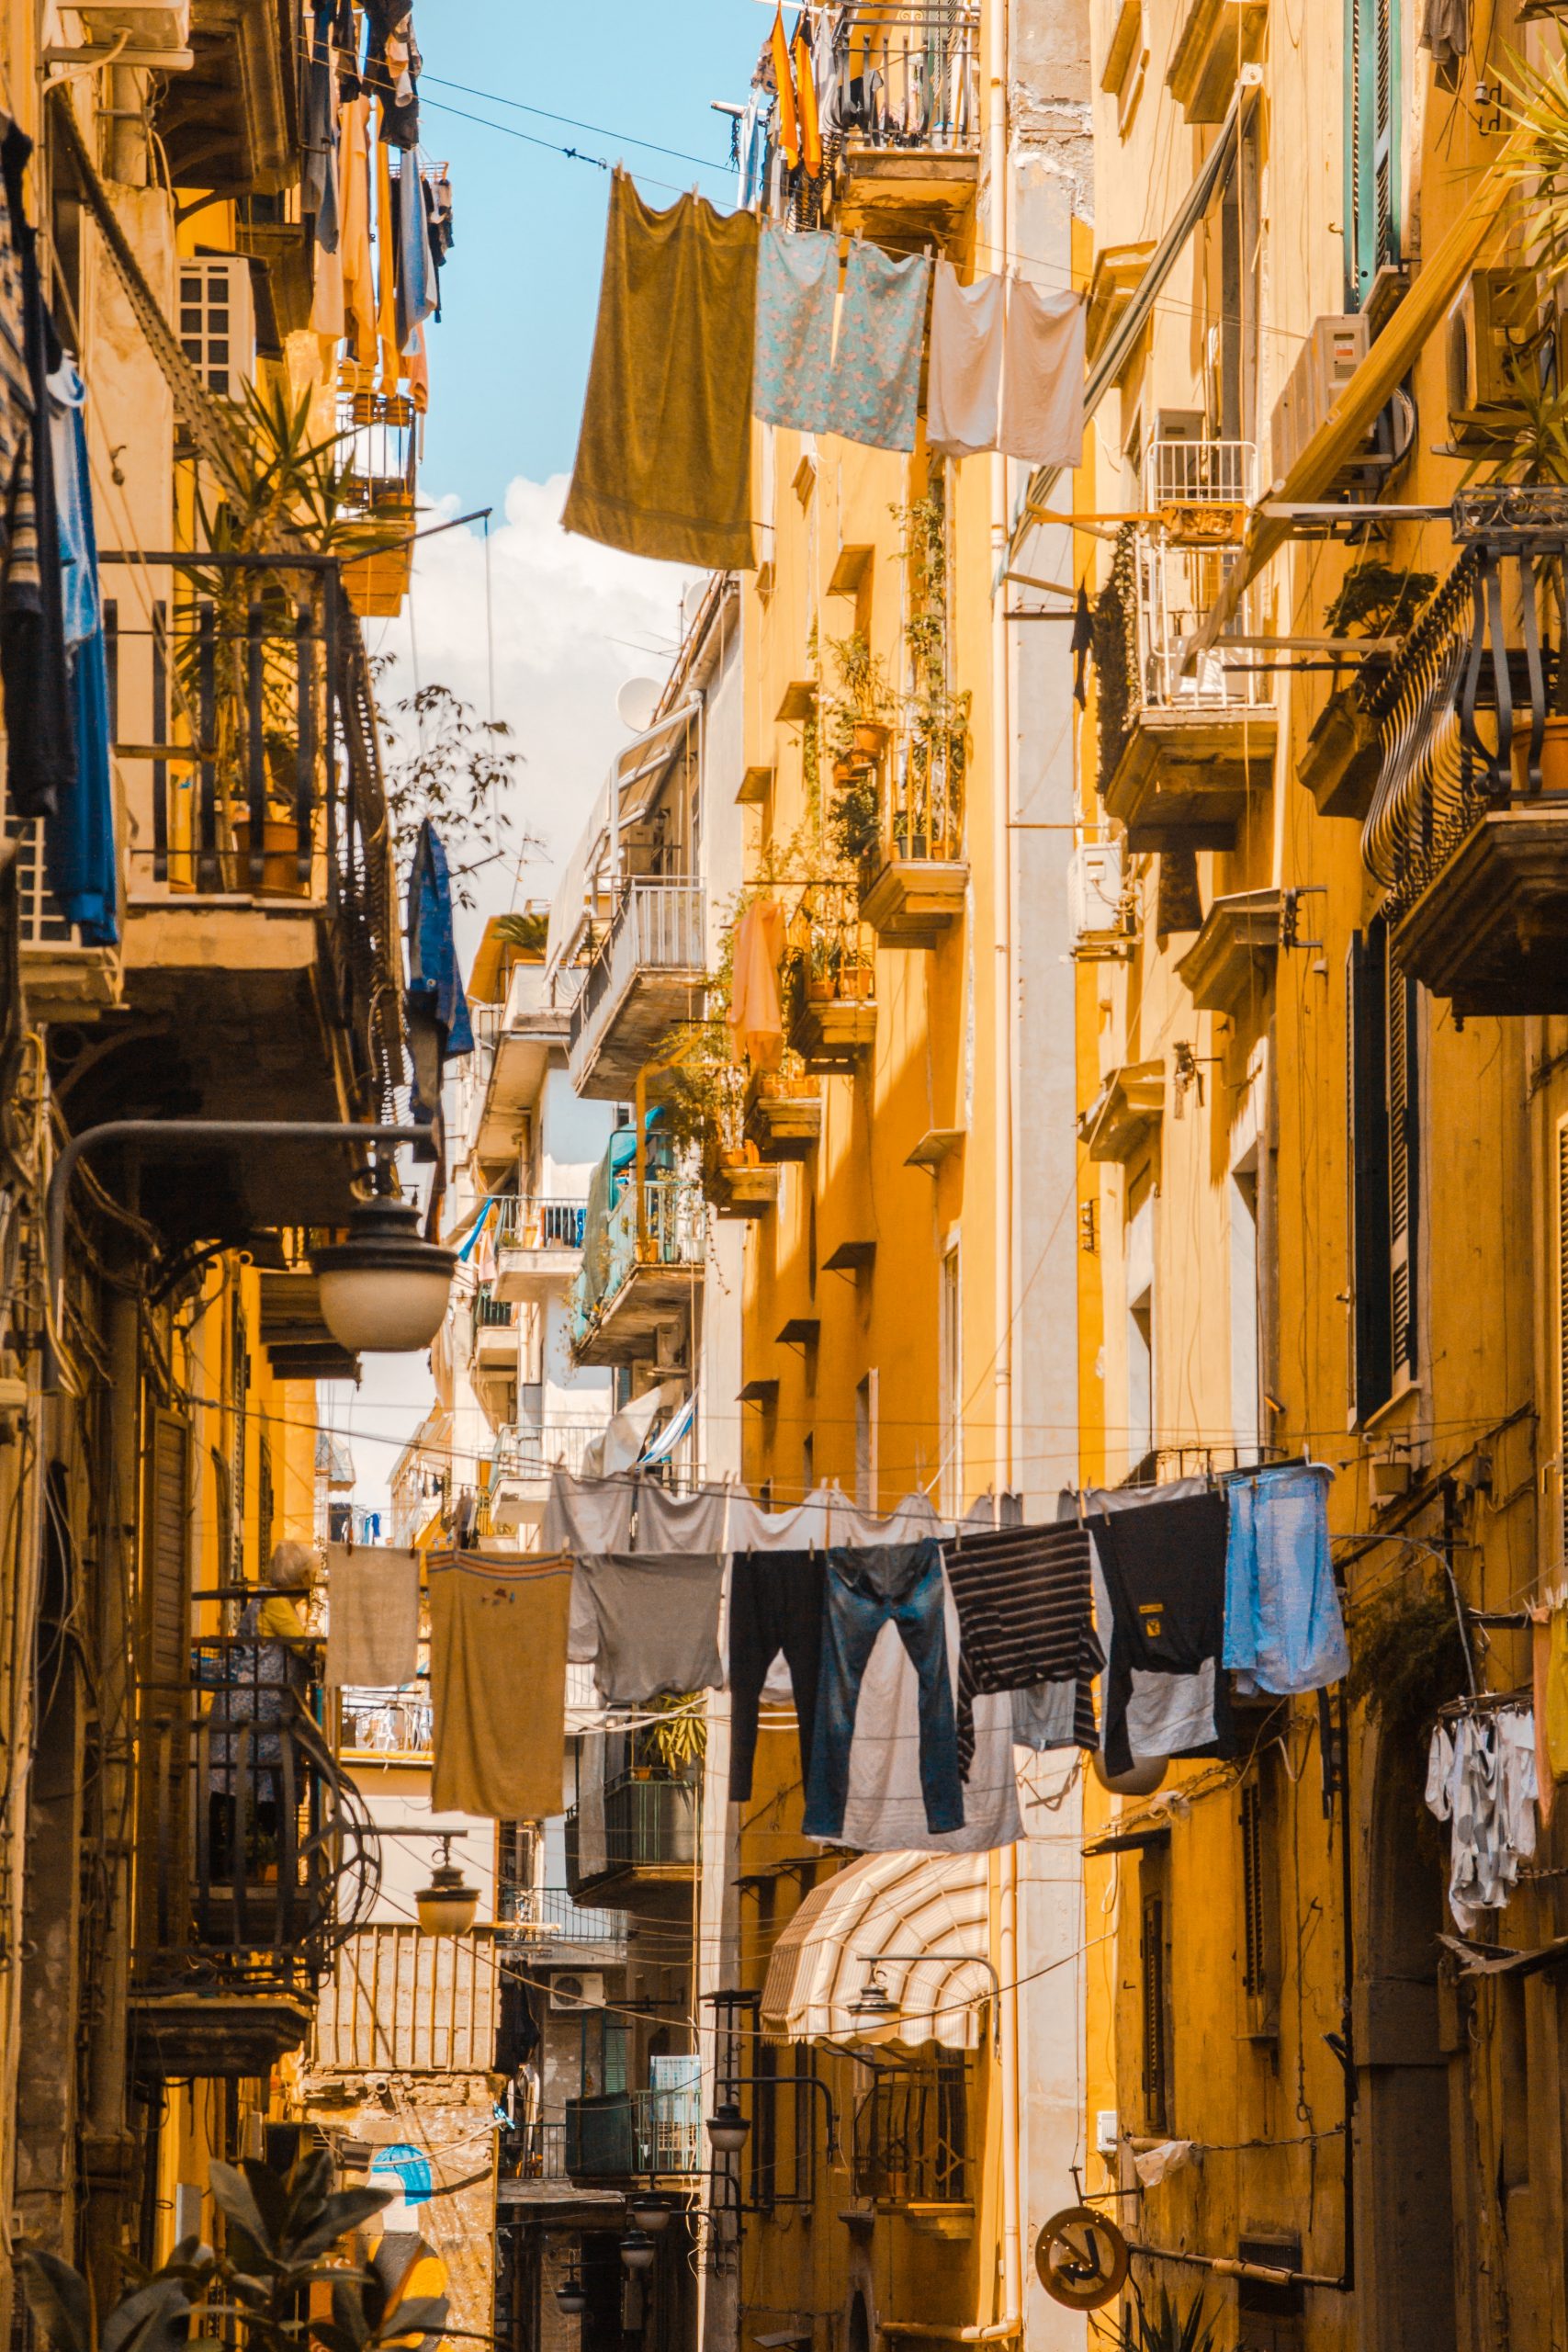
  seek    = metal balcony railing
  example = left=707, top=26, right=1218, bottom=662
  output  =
left=1143, top=437, right=1258, bottom=509
left=492, top=1419, right=604, bottom=1484
left=470, top=1283, right=514, bottom=1338
left=785, top=882, right=877, bottom=1007
left=494, top=1194, right=589, bottom=1250
left=338, top=1691, right=432, bottom=1757
left=136, top=1635, right=377, bottom=1997
left=852, top=2064, right=968, bottom=2206
left=569, top=879, right=705, bottom=1057
left=564, top=1771, right=698, bottom=1891
left=564, top=2084, right=704, bottom=2179
left=506, top=2120, right=569, bottom=2182
left=828, top=4, right=981, bottom=152
left=502, top=1883, right=630, bottom=1952
left=1133, top=537, right=1268, bottom=713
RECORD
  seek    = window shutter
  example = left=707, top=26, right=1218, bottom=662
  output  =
left=139, top=1408, right=191, bottom=1955
left=1348, top=930, right=1392, bottom=1419
left=1388, top=954, right=1419, bottom=1385
left=1558, top=1124, right=1568, bottom=1571
left=1139, top=1888, right=1168, bottom=2133
left=1348, top=0, right=1398, bottom=302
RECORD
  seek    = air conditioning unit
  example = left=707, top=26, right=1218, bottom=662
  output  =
left=548, top=1971, right=605, bottom=2012
left=73, top=1, right=192, bottom=60
left=1068, top=842, right=1125, bottom=946
left=1447, top=268, right=1541, bottom=439
left=177, top=257, right=256, bottom=401
left=1268, top=315, right=1372, bottom=489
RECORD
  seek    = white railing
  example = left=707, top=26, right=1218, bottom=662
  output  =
left=1135, top=537, right=1269, bottom=712
left=495, top=1194, right=588, bottom=1251
left=1143, top=437, right=1257, bottom=509
left=492, top=1419, right=605, bottom=1484
left=570, top=880, right=705, bottom=1055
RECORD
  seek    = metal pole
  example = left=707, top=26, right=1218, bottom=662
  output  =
left=44, top=1118, right=433, bottom=1390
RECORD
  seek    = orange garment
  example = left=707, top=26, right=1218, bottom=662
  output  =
left=405, top=320, right=429, bottom=412
left=771, top=6, right=800, bottom=171
left=793, top=18, right=822, bottom=176
left=728, top=899, right=787, bottom=1069
left=339, top=95, right=378, bottom=374
left=374, top=117, right=400, bottom=393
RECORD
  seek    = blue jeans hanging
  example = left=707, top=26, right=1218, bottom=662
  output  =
left=803, top=1540, right=964, bottom=1838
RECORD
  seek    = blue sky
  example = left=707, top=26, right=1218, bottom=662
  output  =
left=416, top=0, right=762, bottom=506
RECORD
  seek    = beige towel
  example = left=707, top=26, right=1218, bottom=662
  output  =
left=325, top=1544, right=421, bottom=1690
left=728, top=899, right=786, bottom=1069
left=428, top=1551, right=572, bottom=1819
left=999, top=281, right=1086, bottom=467
left=926, top=260, right=1004, bottom=459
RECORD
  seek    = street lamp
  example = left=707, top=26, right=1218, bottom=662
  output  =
left=415, top=1834, right=479, bottom=1937
left=627, top=2190, right=675, bottom=2235
left=705, top=2100, right=749, bottom=2155
left=850, top=1951, right=1004, bottom=2049
left=555, top=2276, right=587, bottom=2317
left=847, top=1967, right=900, bottom=2025
left=619, top=2226, right=657, bottom=2273
left=42, top=1117, right=446, bottom=1390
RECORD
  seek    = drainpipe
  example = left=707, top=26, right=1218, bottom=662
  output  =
left=998, top=1842, right=1022, bottom=2340
left=987, top=0, right=1013, bottom=1500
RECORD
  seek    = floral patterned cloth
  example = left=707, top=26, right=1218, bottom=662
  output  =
left=822, top=238, right=931, bottom=452
left=753, top=220, right=839, bottom=433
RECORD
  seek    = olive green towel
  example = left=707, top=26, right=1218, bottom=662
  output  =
left=564, top=168, right=757, bottom=571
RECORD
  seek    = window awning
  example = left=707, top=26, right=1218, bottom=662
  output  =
left=760, top=1852, right=992, bottom=2052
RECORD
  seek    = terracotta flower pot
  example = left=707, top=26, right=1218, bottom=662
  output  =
left=231, top=819, right=312, bottom=899
left=852, top=722, right=888, bottom=757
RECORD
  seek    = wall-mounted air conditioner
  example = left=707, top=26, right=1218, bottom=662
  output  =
left=549, top=1971, right=605, bottom=2012
left=73, top=2, right=192, bottom=62
left=1447, top=269, right=1541, bottom=443
left=1068, top=842, right=1125, bottom=947
left=177, top=257, right=256, bottom=402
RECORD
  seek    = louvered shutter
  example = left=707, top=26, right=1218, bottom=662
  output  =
left=1558, top=1125, right=1568, bottom=1570
left=1348, top=0, right=1399, bottom=302
left=1348, top=931, right=1393, bottom=1419
left=1387, top=954, right=1419, bottom=1385
left=139, top=1408, right=192, bottom=1955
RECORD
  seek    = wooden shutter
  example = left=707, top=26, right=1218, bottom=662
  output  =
left=139, top=1408, right=192, bottom=1955
left=1348, top=0, right=1399, bottom=302
left=1387, top=952, right=1419, bottom=1385
left=1139, top=1889, right=1168, bottom=2133
left=1558, top=1124, right=1568, bottom=1571
left=1348, top=930, right=1392, bottom=1419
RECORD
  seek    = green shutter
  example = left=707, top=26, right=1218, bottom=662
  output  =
left=1347, top=0, right=1400, bottom=304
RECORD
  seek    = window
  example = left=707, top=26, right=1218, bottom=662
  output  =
left=855, top=1372, right=878, bottom=1510
left=1217, top=118, right=1260, bottom=441
left=940, top=1245, right=963, bottom=1515
left=1348, top=919, right=1419, bottom=1419
left=1230, top=1159, right=1261, bottom=1457
left=1346, top=0, right=1399, bottom=304
left=1138, top=1844, right=1172, bottom=2133
left=1239, top=1766, right=1280, bottom=2040
left=1126, top=1182, right=1155, bottom=1475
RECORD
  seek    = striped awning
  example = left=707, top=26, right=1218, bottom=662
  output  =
left=760, top=1852, right=992, bottom=2053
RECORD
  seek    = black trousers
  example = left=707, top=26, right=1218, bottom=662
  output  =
left=727, top=1548, right=826, bottom=1802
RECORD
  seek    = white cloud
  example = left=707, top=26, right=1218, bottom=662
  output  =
left=364, top=475, right=700, bottom=956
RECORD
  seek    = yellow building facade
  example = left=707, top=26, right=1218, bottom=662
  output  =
left=1069, top=1, right=1568, bottom=2345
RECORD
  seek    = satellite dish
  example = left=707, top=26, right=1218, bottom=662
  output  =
left=616, top=677, right=661, bottom=732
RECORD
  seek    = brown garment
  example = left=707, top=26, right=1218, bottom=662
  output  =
left=728, top=899, right=786, bottom=1069
left=564, top=169, right=757, bottom=571
left=428, top=1550, right=572, bottom=1819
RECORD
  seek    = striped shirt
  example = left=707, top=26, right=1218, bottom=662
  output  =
left=942, top=1523, right=1103, bottom=1773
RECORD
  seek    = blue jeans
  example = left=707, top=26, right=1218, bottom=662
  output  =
left=803, top=1541, right=964, bottom=1838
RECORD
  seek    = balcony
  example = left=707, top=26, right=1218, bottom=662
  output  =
left=858, top=729, right=969, bottom=944
left=97, top=551, right=404, bottom=1238
left=1100, top=443, right=1278, bottom=850
left=1360, top=501, right=1568, bottom=1015
left=339, top=392, right=417, bottom=620
left=785, top=885, right=878, bottom=1071
left=130, top=1635, right=375, bottom=2079
left=570, top=1175, right=706, bottom=1368
left=824, top=5, right=981, bottom=254
left=745, top=1068, right=822, bottom=1162
left=493, top=1193, right=588, bottom=1300
left=568, top=880, right=706, bottom=1099
left=470, top=1282, right=516, bottom=1363
left=473, top=961, right=583, bottom=1161
left=488, top=1419, right=606, bottom=1529
left=564, top=1770, right=697, bottom=1911
left=565, top=2083, right=704, bottom=2183
left=338, top=1690, right=433, bottom=1760
left=153, top=0, right=296, bottom=193
left=502, top=1883, right=630, bottom=1962
left=852, top=2064, right=970, bottom=2234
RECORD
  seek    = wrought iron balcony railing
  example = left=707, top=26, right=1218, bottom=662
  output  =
left=502, top=1883, right=631, bottom=1952
left=564, top=2083, right=704, bottom=2179
left=828, top=4, right=981, bottom=153
left=563, top=1770, right=698, bottom=1893
left=852, top=2064, right=968, bottom=2206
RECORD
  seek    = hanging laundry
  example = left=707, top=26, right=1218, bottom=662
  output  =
left=728, top=1481, right=840, bottom=1555
left=728, top=898, right=787, bottom=1069
left=728, top=1545, right=826, bottom=1801
left=1012, top=1679, right=1080, bottom=1751
left=394, top=149, right=438, bottom=357
left=753, top=221, right=839, bottom=435
left=828, top=1567, right=1021, bottom=1853
left=736, top=88, right=773, bottom=213
left=303, top=0, right=342, bottom=251
left=998, top=277, right=1086, bottom=466
left=1426, top=1704, right=1538, bottom=1932
left=365, top=0, right=422, bottom=145
left=565, top=170, right=758, bottom=571
left=1530, top=1599, right=1568, bottom=1826
left=632, top=1477, right=741, bottom=1555
left=1091, top=1487, right=1234, bottom=1775
left=770, top=6, right=801, bottom=170
left=577, top=1728, right=607, bottom=1877
left=926, top=258, right=1004, bottom=460
left=406, top=818, right=474, bottom=1125
left=578, top=1552, right=725, bottom=1704
left=793, top=11, right=823, bottom=177
left=373, top=127, right=400, bottom=393
left=324, top=1543, right=421, bottom=1690
left=44, top=361, right=116, bottom=944
left=428, top=1551, right=573, bottom=1819
left=1222, top=1462, right=1348, bottom=1696
left=819, top=1486, right=951, bottom=1545
left=822, top=238, right=931, bottom=452
left=803, top=1541, right=964, bottom=1839
left=942, top=1521, right=1101, bottom=1775
left=544, top=1464, right=635, bottom=1559
left=1, top=119, right=73, bottom=824
left=331, top=94, right=378, bottom=370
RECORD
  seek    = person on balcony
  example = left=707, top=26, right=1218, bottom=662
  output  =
left=206, top=1542, right=320, bottom=1880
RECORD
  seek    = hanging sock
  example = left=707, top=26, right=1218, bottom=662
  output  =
left=822, top=238, right=931, bottom=452
left=753, top=220, right=838, bottom=434
left=770, top=5, right=800, bottom=170
left=926, top=257, right=1003, bottom=459
left=564, top=169, right=758, bottom=571
left=998, top=279, right=1087, bottom=467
